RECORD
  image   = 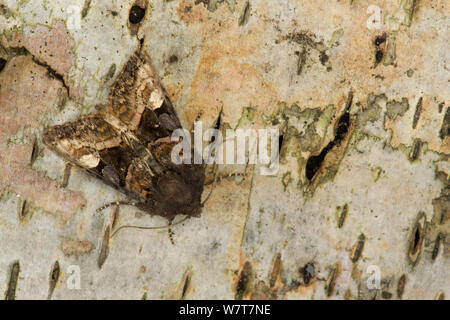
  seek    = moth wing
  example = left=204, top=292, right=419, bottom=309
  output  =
left=106, top=51, right=182, bottom=143
left=42, top=114, right=154, bottom=202
left=105, top=50, right=200, bottom=177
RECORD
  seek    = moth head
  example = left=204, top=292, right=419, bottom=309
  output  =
left=157, top=172, right=203, bottom=218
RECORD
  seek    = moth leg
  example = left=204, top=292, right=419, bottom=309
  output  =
left=168, top=221, right=175, bottom=246
left=219, top=171, right=249, bottom=181
left=96, top=200, right=137, bottom=213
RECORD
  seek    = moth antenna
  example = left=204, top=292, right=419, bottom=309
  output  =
left=167, top=220, right=176, bottom=245
left=110, top=216, right=189, bottom=238
left=215, top=106, right=223, bottom=130
left=96, top=200, right=137, bottom=213
left=168, top=228, right=175, bottom=245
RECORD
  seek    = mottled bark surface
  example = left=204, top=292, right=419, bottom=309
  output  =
left=0, top=0, right=448, bottom=299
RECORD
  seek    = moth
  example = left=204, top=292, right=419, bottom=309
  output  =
left=43, top=51, right=205, bottom=222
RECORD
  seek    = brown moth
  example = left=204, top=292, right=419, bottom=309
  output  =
left=43, top=51, right=205, bottom=221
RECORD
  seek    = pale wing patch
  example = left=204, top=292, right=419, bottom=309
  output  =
left=57, top=135, right=121, bottom=152
left=137, top=64, right=165, bottom=110
left=94, top=136, right=122, bottom=150
left=138, top=78, right=164, bottom=110
left=54, top=139, right=99, bottom=169
left=149, top=89, right=164, bottom=110
left=78, top=154, right=100, bottom=168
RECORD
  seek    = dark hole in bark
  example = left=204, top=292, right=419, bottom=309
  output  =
left=432, top=234, right=442, bottom=261
left=335, top=112, right=350, bottom=143
left=30, top=138, right=39, bottom=165
left=412, top=224, right=421, bottom=254
left=439, top=107, right=450, bottom=139
left=375, top=50, right=384, bottom=64
left=397, top=274, right=406, bottom=299
left=278, top=134, right=284, bottom=153
left=0, top=58, right=6, bottom=72
left=51, top=262, right=60, bottom=282
left=319, top=51, right=329, bottom=65
left=235, top=261, right=252, bottom=300
left=5, top=261, right=20, bottom=300
left=374, top=34, right=386, bottom=46
left=210, top=110, right=222, bottom=143
left=301, top=262, right=315, bottom=285
left=129, top=5, right=146, bottom=24
left=169, top=55, right=179, bottom=64
left=181, top=274, right=191, bottom=299
left=215, top=111, right=222, bottom=130
left=305, top=94, right=351, bottom=181
left=305, top=146, right=329, bottom=181
left=19, top=200, right=27, bottom=220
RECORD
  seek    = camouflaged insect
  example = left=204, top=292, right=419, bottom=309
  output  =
left=43, top=51, right=205, bottom=221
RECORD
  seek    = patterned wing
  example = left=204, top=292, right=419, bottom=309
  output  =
left=42, top=114, right=154, bottom=202
left=106, top=51, right=182, bottom=143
